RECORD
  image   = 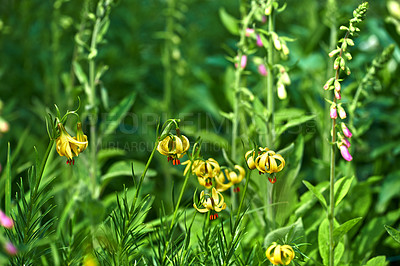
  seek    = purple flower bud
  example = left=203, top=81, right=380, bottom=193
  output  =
left=335, top=90, right=341, bottom=100
left=258, top=64, right=268, bottom=76
left=4, top=242, right=17, bottom=256
left=240, top=55, right=247, bottom=69
left=0, top=211, right=14, bottom=229
left=341, top=123, right=352, bottom=138
left=245, top=28, right=254, bottom=37
left=340, top=145, right=353, bottom=161
left=256, top=34, right=263, bottom=47
left=330, top=105, right=337, bottom=119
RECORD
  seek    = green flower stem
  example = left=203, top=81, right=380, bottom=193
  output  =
left=34, top=140, right=55, bottom=196
left=162, top=160, right=193, bottom=262
left=234, top=170, right=251, bottom=229
left=329, top=30, right=350, bottom=266
left=131, top=140, right=159, bottom=213
left=163, top=0, right=175, bottom=112
left=231, top=5, right=256, bottom=161
left=88, top=17, right=101, bottom=197
left=266, top=12, right=275, bottom=149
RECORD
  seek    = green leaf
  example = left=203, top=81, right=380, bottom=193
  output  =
left=264, top=218, right=304, bottom=246
left=101, top=160, right=156, bottom=189
left=100, top=92, right=136, bottom=136
left=318, top=218, right=344, bottom=265
left=333, top=217, right=362, bottom=245
left=275, top=114, right=316, bottom=136
left=302, top=180, right=327, bottom=209
left=364, top=256, right=388, bottom=266
left=384, top=225, right=400, bottom=244
left=219, top=8, right=239, bottom=35
left=334, top=176, right=354, bottom=207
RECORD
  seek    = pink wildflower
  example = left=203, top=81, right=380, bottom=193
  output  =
left=335, top=90, right=341, bottom=100
left=235, top=55, right=247, bottom=69
left=341, top=123, right=352, bottom=138
left=342, top=138, right=351, bottom=148
left=256, top=34, right=263, bottom=47
left=338, top=106, right=347, bottom=119
left=245, top=28, right=254, bottom=37
left=340, top=145, right=353, bottom=161
left=258, top=64, right=268, bottom=76
left=330, top=105, right=337, bottom=119
left=4, top=242, right=17, bottom=256
left=0, top=210, right=14, bottom=229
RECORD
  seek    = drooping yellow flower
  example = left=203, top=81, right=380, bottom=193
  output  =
left=56, top=123, right=88, bottom=165
left=72, top=122, right=88, bottom=155
left=157, top=134, right=190, bottom=165
left=195, top=158, right=220, bottom=188
left=255, top=150, right=285, bottom=175
left=193, top=187, right=226, bottom=220
left=266, top=242, right=295, bottom=265
left=245, top=150, right=258, bottom=170
left=215, top=165, right=245, bottom=192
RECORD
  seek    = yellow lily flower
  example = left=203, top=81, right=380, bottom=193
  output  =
left=56, top=123, right=88, bottom=165
left=193, top=187, right=226, bottom=220
left=255, top=150, right=285, bottom=175
left=266, top=242, right=295, bottom=265
left=215, top=165, right=245, bottom=192
left=72, top=122, right=88, bottom=155
left=195, top=158, right=220, bottom=188
left=245, top=150, right=258, bottom=170
left=157, top=134, right=190, bottom=165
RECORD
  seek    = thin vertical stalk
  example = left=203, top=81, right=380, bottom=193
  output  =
left=329, top=105, right=336, bottom=266
left=234, top=170, right=251, bottom=229
left=231, top=6, right=256, bottom=161
left=329, top=29, right=350, bottom=266
left=162, top=161, right=193, bottom=263
left=89, top=18, right=101, bottom=197
left=5, top=143, right=11, bottom=215
left=266, top=12, right=275, bottom=149
left=163, top=0, right=175, bottom=113
left=266, top=11, right=276, bottom=230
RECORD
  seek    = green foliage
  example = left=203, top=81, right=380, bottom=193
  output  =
left=0, top=0, right=399, bottom=265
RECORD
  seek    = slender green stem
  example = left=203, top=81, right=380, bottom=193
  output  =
left=5, top=143, right=11, bottom=215
left=231, top=6, right=256, bottom=161
left=34, top=140, right=55, bottom=196
left=234, top=170, right=251, bottom=229
left=329, top=29, right=350, bottom=266
left=131, top=140, right=159, bottom=213
left=163, top=0, right=174, bottom=112
left=329, top=107, right=336, bottom=266
left=162, top=160, right=193, bottom=263
left=89, top=18, right=101, bottom=197
left=266, top=12, right=275, bottom=149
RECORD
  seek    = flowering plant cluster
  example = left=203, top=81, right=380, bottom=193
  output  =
left=324, top=2, right=368, bottom=162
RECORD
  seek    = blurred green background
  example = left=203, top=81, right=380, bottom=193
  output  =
left=1, top=0, right=400, bottom=263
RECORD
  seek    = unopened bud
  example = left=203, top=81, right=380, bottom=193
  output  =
left=334, top=57, right=340, bottom=70
left=330, top=105, right=337, bottom=119
left=334, top=80, right=341, bottom=92
left=258, top=64, right=268, bottom=76
left=245, top=28, right=254, bottom=37
left=277, top=82, right=287, bottom=100
left=341, top=123, right=352, bottom=138
left=340, top=57, right=346, bottom=70
left=256, top=34, right=263, bottom=47
left=338, top=106, right=347, bottom=119
left=335, top=90, right=341, bottom=100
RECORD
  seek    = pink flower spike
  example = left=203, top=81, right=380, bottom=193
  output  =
left=341, top=123, right=352, bottom=138
left=0, top=211, right=14, bottom=229
left=330, top=105, right=337, bottom=119
left=258, top=64, right=268, bottom=76
left=245, top=28, right=254, bottom=37
left=335, top=90, right=341, bottom=100
left=256, top=34, right=263, bottom=47
left=340, top=145, right=353, bottom=161
left=4, top=242, right=17, bottom=256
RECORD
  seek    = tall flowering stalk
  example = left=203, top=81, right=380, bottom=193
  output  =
left=323, top=3, right=368, bottom=266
